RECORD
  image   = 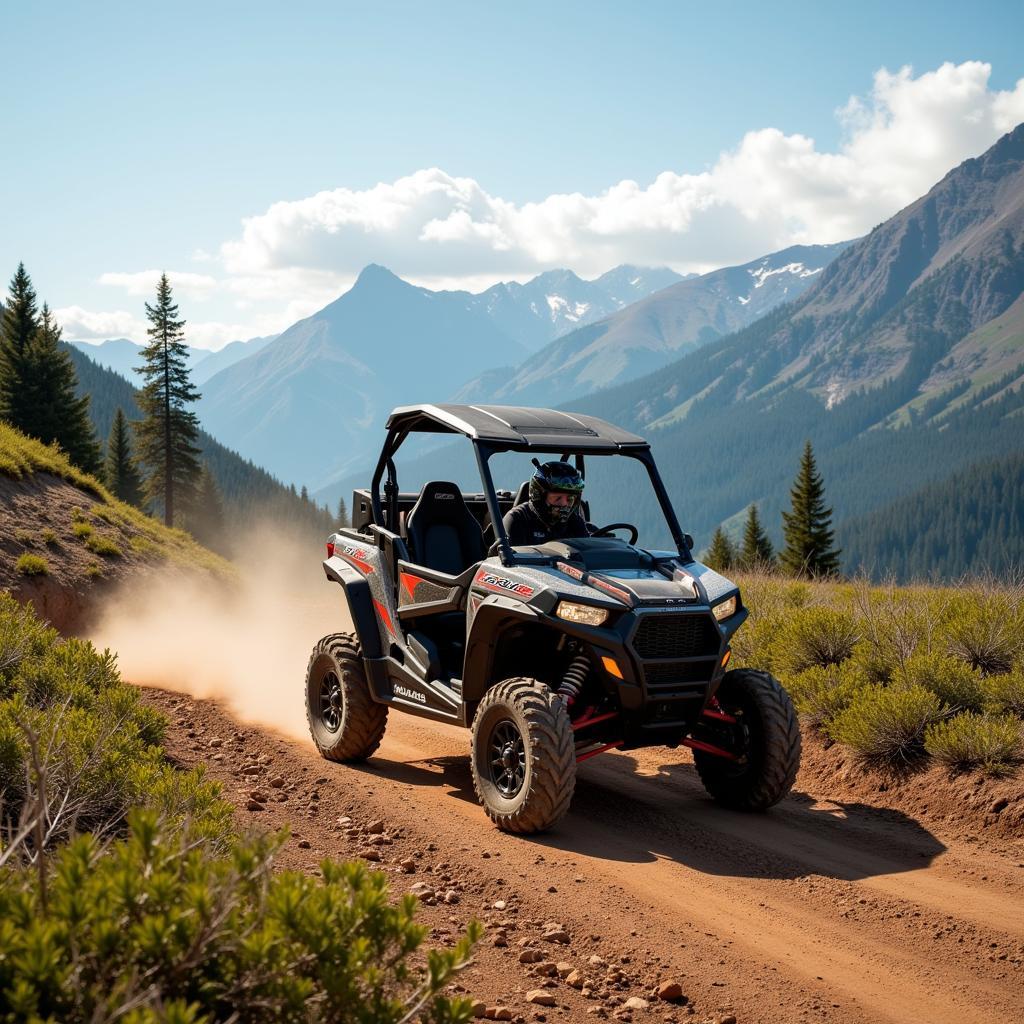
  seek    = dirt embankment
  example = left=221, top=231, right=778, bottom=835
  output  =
left=138, top=684, right=1024, bottom=1024
left=0, top=471, right=231, bottom=634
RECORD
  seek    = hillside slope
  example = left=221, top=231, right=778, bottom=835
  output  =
left=0, top=423, right=231, bottom=631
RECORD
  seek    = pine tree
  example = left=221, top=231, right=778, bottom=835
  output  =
left=187, top=464, right=226, bottom=551
left=705, top=526, right=737, bottom=572
left=0, top=263, right=40, bottom=429
left=135, top=274, right=202, bottom=526
left=105, top=407, right=143, bottom=506
left=739, top=503, right=775, bottom=570
left=780, top=440, right=841, bottom=578
left=337, top=495, right=349, bottom=527
left=23, top=306, right=102, bottom=473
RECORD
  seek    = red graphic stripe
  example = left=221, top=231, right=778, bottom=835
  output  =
left=373, top=599, right=396, bottom=638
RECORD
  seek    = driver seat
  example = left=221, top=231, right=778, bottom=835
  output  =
left=406, top=481, right=486, bottom=575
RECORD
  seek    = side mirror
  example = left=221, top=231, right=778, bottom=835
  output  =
left=683, top=533, right=694, bottom=552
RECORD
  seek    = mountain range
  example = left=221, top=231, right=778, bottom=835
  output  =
left=70, top=334, right=277, bottom=386
left=194, top=262, right=685, bottom=489
left=454, top=242, right=850, bottom=408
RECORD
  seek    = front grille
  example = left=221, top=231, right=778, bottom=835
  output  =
left=643, top=661, right=713, bottom=687
left=632, top=613, right=720, bottom=660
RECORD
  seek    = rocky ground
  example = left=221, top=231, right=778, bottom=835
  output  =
left=142, top=686, right=1024, bottom=1024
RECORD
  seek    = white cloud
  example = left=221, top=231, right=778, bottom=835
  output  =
left=99, top=270, right=219, bottom=299
left=54, top=304, right=283, bottom=351
left=219, top=61, right=1024, bottom=289
left=54, top=306, right=147, bottom=341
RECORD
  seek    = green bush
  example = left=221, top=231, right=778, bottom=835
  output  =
left=925, top=712, right=1022, bottom=775
left=0, top=812, right=480, bottom=1023
left=14, top=553, right=48, bottom=576
left=982, top=670, right=1024, bottom=717
left=787, top=662, right=869, bottom=727
left=772, top=606, right=861, bottom=677
left=901, top=651, right=986, bottom=713
left=827, top=684, right=942, bottom=765
left=71, top=520, right=93, bottom=540
left=944, top=596, right=1022, bottom=676
left=0, top=594, right=227, bottom=843
left=85, top=533, right=123, bottom=557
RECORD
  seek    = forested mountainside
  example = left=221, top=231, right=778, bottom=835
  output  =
left=839, top=451, right=1024, bottom=580
left=68, top=346, right=333, bottom=536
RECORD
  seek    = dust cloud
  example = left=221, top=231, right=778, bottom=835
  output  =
left=89, top=526, right=350, bottom=744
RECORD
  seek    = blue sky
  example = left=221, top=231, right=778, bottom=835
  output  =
left=3, top=0, right=1023, bottom=348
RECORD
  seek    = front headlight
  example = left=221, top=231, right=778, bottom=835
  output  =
left=712, top=595, right=738, bottom=622
left=556, top=601, right=609, bottom=627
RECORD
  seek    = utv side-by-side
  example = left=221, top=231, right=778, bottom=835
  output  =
left=306, top=404, right=800, bottom=833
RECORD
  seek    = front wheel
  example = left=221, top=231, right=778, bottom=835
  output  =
left=305, top=633, right=388, bottom=762
left=470, top=678, right=576, bottom=834
left=693, top=668, right=801, bottom=810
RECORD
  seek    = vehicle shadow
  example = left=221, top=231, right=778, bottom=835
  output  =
left=356, top=749, right=947, bottom=883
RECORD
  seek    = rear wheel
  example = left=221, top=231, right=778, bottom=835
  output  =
left=693, top=668, right=800, bottom=810
left=305, top=632, right=388, bottom=761
left=471, top=678, right=576, bottom=834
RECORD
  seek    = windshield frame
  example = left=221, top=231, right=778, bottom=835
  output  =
left=475, top=441, right=690, bottom=566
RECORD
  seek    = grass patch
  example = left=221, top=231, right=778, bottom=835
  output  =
left=0, top=422, right=107, bottom=499
left=14, top=553, right=49, bottom=576
left=85, top=561, right=103, bottom=580
left=71, top=520, right=94, bottom=540
left=827, top=684, right=943, bottom=766
left=901, top=651, right=986, bottom=713
left=41, top=528, right=59, bottom=547
left=787, top=662, right=868, bottom=728
left=85, top=533, right=123, bottom=558
left=925, top=713, right=1023, bottom=775
left=983, top=671, right=1024, bottom=716
left=14, top=529, right=33, bottom=546
left=129, top=535, right=157, bottom=557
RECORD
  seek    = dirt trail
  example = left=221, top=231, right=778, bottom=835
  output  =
left=143, top=687, right=1024, bottom=1024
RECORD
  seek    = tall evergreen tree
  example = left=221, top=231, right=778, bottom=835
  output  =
left=105, top=407, right=144, bottom=506
left=135, top=274, right=202, bottom=526
left=780, top=440, right=841, bottom=578
left=0, top=263, right=40, bottom=429
left=739, top=503, right=775, bottom=570
left=22, top=306, right=102, bottom=473
left=705, top=526, right=737, bottom=572
left=337, top=495, right=349, bottom=527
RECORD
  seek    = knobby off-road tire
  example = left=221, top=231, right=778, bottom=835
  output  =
left=471, top=677, right=576, bottom=834
left=694, top=668, right=801, bottom=811
left=305, top=632, right=388, bottom=762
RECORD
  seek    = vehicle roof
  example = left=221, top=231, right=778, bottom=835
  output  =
left=385, top=404, right=648, bottom=451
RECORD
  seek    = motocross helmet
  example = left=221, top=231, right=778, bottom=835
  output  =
left=528, top=460, right=584, bottom=525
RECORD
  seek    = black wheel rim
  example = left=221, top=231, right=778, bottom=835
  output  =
left=319, top=670, right=343, bottom=732
left=488, top=719, right=526, bottom=798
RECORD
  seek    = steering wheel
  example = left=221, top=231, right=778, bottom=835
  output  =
left=591, top=522, right=639, bottom=545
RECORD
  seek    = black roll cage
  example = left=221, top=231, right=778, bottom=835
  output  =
left=370, top=428, right=692, bottom=567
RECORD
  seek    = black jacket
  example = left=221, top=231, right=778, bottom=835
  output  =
left=502, top=501, right=590, bottom=547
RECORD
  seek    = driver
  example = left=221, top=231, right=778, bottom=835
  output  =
left=502, top=460, right=591, bottom=546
